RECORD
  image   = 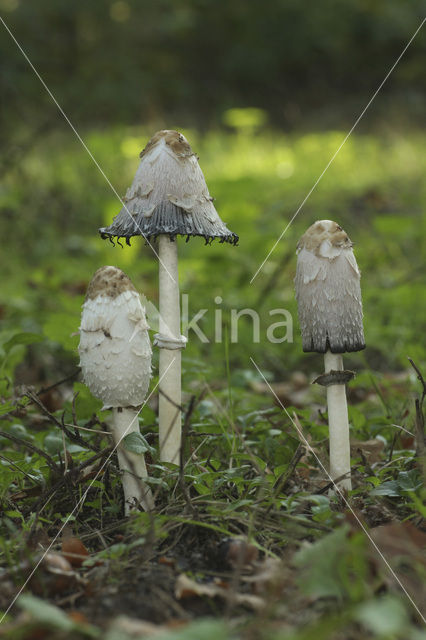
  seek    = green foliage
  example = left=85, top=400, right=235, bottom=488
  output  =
left=18, top=594, right=98, bottom=636
left=354, top=595, right=410, bottom=637
left=294, top=526, right=367, bottom=601
left=0, top=126, right=424, bottom=639
left=122, top=431, right=155, bottom=456
left=370, top=469, right=423, bottom=498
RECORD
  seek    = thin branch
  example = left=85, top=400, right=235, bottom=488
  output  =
left=25, top=389, right=99, bottom=452
left=0, top=430, right=58, bottom=475
left=408, top=358, right=425, bottom=469
left=179, top=395, right=197, bottom=515
left=36, top=369, right=80, bottom=396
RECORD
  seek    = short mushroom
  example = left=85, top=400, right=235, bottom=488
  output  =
left=99, top=130, right=238, bottom=464
left=294, top=220, right=365, bottom=491
left=78, top=265, right=154, bottom=514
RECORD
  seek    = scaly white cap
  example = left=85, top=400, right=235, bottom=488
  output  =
left=99, top=130, right=238, bottom=245
left=295, top=220, right=365, bottom=354
left=79, top=266, right=152, bottom=409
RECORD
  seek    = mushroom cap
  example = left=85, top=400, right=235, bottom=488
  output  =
left=294, top=220, right=365, bottom=353
left=78, top=266, right=152, bottom=408
left=99, top=130, right=238, bottom=245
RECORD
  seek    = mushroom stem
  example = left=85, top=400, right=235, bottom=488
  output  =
left=112, top=407, right=154, bottom=514
left=158, top=235, right=181, bottom=464
left=324, top=351, right=352, bottom=491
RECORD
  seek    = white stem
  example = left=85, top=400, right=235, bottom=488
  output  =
left=324, top=351, right=352, bottom=491
left=112, top=408, right=154, bottom=514
left=158, top=235, right=181, bottom=464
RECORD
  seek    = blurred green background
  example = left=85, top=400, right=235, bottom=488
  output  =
left=0, top=0, right=425, bottom=386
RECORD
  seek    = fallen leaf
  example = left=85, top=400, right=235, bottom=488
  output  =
left=369, top=521, right=426, bottom=561
left=351, top=438, right=385, bottom=463
left=27, top=552, right=82, bottom=596
left=217, top=537, right=259, bottom=569
left=68, top=611, right=88, bottom=624
left=368, top=521, right=426, bottom=608
left=108, top=615, right=168, bottom=637
left=61, top=536, right=90, bottom=568
left=175, top=574, right=264, bottom=610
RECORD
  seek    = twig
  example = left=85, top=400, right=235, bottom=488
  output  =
left=408, top=358, right=426, bottom=399
left=25, top=389, right=99, bottom=452
left=36, top=369, right=80, bottom=396
left=408, top=358, right=425, bottom=471
left=0, top=430, right=58, bottom=475
left=0, top=453, right=40, bottom=483
left=63, top=423, right=111, bottom=436
left=22, top=446, right=114, bottom=517
left=315, top=471, right=352, bottom=495
left=179, top=395, right=197, bottom=515
left=271, top=443, right=305, bottom=499
left=357, top=447, right=375, bottom=477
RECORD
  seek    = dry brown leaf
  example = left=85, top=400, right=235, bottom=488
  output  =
left=29, top=552, right=80, bottom=596
left=242, top=557, right=285, bottom=593
left=175, top=574, right=265, bottom=610
left=368, top=521, right=426, bottom=608
left=217, top=537, right=259, bottom=569
left=369, top=521, right=426, bottom=561
left=108, top=615, right=168, bottom=637
left=158, top=556, right=175, bottom=567
left=351, top=438, right=385, bottom=463
left=61, top=535, right=90, bottom=568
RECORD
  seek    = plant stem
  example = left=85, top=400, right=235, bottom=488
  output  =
left=112, top=408, right=154, bottom=514
left=324, top=351, right=352, bottom=491
left=158, top=235, right=181, bottom=464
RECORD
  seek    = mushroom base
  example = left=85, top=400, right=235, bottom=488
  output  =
left=112, top=408, right=154, bottom=514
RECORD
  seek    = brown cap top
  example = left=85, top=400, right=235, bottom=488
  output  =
left=140, top=130, right=194, bottom=160
left=295, top=220, right=365, bottom=354
left=297, top=220, right=353, bottom=255
left=85, top=265, right=136, bottom=301
left=99, top=130, right=238, bottom=246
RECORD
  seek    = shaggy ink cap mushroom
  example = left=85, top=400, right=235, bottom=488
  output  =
left=98, top=130, right=239, bottom=464
left=294, top=220, right=366, bottom=491
left=99, top=130, right=239, bottom=245
left=295, top=220, right=365, bottom=354
left=79, top=265, right=152, bottom=409
left=79, top=265, right=154, bottom=512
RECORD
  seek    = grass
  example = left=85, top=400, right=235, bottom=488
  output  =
left=0, top=124, right=425, bottom=639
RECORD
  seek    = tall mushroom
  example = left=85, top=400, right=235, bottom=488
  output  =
left=294, top=220, right=365, bottom=491
left=99, top=130, right=238, bottom=464
left=78, top=265, right=154, bottom=514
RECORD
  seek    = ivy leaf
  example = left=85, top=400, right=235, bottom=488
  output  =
left=122, top=432, right=155, bottom=455
left=397, top=470, right=422, bottom=493
left=370, top=480, right=400, bottom=497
